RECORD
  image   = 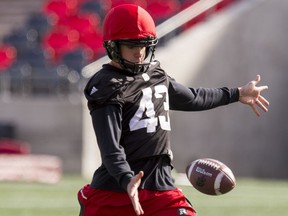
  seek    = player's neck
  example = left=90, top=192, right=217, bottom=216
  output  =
left=109, top=61, right=121, bottom=69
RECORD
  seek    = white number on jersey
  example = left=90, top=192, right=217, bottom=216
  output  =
left=129, top=85, right=171, bottom=133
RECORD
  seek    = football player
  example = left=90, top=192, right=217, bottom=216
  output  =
left=78, top=4, right=269, bottom=216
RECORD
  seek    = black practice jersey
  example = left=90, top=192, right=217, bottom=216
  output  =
left=84, top=61, right=239, bottom=192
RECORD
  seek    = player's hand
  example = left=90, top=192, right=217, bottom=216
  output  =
left=238, top=74, right=269, bottom=117
left=127, top=171, right=144, bottom=215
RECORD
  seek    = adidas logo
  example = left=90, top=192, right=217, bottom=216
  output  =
left=90, top=86, right=98, bottom=95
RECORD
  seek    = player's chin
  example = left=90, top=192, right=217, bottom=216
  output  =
left=132, top=58, right=144, bottom=64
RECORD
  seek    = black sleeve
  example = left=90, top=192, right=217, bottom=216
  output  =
left=91, top=105, right=134, bottom=191
left=168, top=79, right=239, bottom=111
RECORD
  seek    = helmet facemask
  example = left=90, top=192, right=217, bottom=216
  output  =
left=104, top=36, right=158, bottom=74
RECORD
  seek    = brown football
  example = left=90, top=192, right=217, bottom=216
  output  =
left=186, top=158, right=236, bottom=195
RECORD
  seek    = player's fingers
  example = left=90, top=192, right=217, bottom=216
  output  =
left=137, top=171, right=144, bottom=179
left=258, top=85, right=268, bottom=93
left=255, top=74, right=261, bottom=83
left=134, top=171, right=144, bottom=187
left=137, top=203, right=144, bottom=215
left=131, top=171, right=144, bottom=187
left=128, top=171, right=144, bottom=198
left=130, top=172, right=144, bottom=215
left=134, top=206, right=144, bottom=215
left=258, top=95, right=269, bottom=106
left=256, top=99, right=268, bottom=113
left=251, top=74, right=261, bottom=86
left=250, top=104, right=260, bottom=117
left=131, top=195, right=144, bottom=215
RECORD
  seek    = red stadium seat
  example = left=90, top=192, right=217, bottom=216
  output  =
left=42, top=27, right=80, bottom=63
left=179, top=0, right=199, bottom=10
left=0, top=44, right=17, bottom=71
left=146, top=0, right=181, bottom=24
left=80, top=30, right=105, bottom=61
left=214, top=0, right=234, bottom=11
left=56, top=12, right=101, bottom=37
left=42, top=0, right=79, bottom=23
left=109, top=0, right=147, bottom=9
left=79, top=0, right=112, bottom=19
left=110, top=0, right=129, bottom=8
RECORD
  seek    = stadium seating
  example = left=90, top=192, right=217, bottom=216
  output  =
left=0, top=44, right=17, bottom=71
left=42, top=27, right=80, bottom=63
left=0, top=0, right=236, bottom=96
left=146, top=0, right=181, bottom=24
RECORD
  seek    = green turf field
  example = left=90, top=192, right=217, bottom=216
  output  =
left=0, top=176, right=287, bottom=216
left=183, top=178, right=288, bottom=216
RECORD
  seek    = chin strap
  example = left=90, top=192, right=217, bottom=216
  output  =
left=120, top=59, right=150, bottom=74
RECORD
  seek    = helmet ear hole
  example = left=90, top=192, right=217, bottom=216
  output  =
left=110, top=41, right=119, bottom=60
left=110, top=41, right=116, bottom=47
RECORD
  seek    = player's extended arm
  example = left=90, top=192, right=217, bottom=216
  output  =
left=127, top=171, right=145, bottom=215
left=238, top=74, right=269, bottom=117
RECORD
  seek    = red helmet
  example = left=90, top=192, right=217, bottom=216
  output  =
left=103, top=4, right=156, bottom=41
left=102, top=4, right=158, bottom=74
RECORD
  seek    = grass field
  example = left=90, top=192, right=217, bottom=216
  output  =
left=0, top=176, right=288, bottom=216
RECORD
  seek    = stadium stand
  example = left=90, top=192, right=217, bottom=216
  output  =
left=0, top=44, right=17, bottom=71
left=147, top=0, right=181, bottom=24
left=0, top=0, right=236, bottom=97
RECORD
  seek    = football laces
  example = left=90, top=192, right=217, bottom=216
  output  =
left=198, top=159, right=221, bottom=170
